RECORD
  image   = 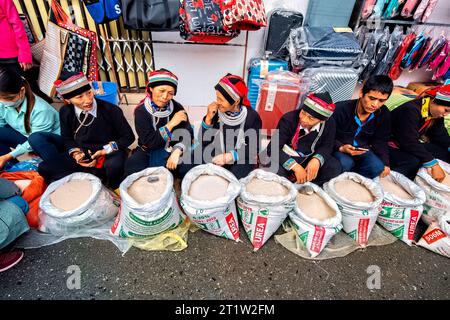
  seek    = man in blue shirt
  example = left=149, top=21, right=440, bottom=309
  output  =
left=332, top=75, right=393, bottom=179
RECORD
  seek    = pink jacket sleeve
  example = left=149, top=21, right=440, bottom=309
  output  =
left=1, top=0, right=32, bottom=63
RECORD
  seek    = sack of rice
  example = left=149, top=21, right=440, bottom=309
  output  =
left=289, top=183, right=343, bottom=258
left=415, top=160, right=450, bottom=225
left=237, top=169, right=297, bottom=251
left=180, top=164, right=241, bottom=241
left=376, top=171, right=426, bottom=245
left=111, top=167, right=184, bottom=238
left=39, top=173, right=118, bottom=235
left=323, top=172, right=383, bottom=247
left=417, top=212, right=450, bottom=258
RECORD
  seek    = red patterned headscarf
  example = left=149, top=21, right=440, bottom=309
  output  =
left=214, top=73, right=251, bottom=107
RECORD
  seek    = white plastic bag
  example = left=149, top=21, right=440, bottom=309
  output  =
left=323, top=172, right=383, bottom=247
left=39, top=173, right=119, bottom=236
left=415, top=160, right=450, bottom=225
left=237, top=169, right=297, bottom=251
left=417, top=212, right=450, bottom=258
left=112, top=167, right=184, bottom=238
left=180, top=164, right=241, bottom=241
left=289, top=183, right=343, bottom=258
left=376, top=171, right=426, bottom=245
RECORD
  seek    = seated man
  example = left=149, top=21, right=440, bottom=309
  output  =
left=30, top=73, right=135, bottom=189
left=263, top=91, right=341, bottom=186
left=389, top=84, right=450, bottom=181
left=332, top=75, right=393, bottom=179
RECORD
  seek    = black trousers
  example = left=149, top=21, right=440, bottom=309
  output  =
left=389, top=142, right=450, bottom=180
left=38, top=150, right=127, bottom=190
left=277, top=156, right=342, bottom=186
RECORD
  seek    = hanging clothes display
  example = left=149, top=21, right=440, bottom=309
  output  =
left=400, top=32, right=428, bottom=69
left=359, top=27, right=390, bottom=81
left=427, top=40, right=449, bottom=70
left=373, top=25, right=404, bottom=75
left=389, top=32, right=417, bottom=80
left=401, top=0, right=421, bottom=18
left=383, top=0, right=405, bottom=19
left=413, top=0, right=439, bottom=23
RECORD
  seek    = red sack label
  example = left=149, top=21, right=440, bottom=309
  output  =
left=407, top=210, right=419, bottom=241
left=252, top=215, right=267, bottom=250
left=423, top=228, right=446, bottom=245
left=358, top=218, right=370, bottom=245
left=225, top=212, right=239, bottom=240
left=311, top=226, right=326, bottom=253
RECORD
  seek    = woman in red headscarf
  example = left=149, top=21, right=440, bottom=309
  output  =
left=389, top=84, right=450, bottom=181
left=195, top=73, right=262, bottom=178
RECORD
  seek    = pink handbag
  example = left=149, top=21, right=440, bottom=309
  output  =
left=221, top=0, right=267, bottom=30
left=428, top=40, right=449, bottom=71
left=401, top=0, right=420, bottom=17
left=361, top=0, right=377, bottom=19
left=421, top=0, right=438, bottom=22
left=414, top=0, right=438, bottom=22
left=433, top=54, right=450, bottom=80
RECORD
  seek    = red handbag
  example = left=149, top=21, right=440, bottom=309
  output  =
left=221, top=0, right=267, bottom=31
left=179, top=0, right=240, bottom=43
left=389, top=32, right=416, bottom=80
left=51, top=0, right=99, bottom=81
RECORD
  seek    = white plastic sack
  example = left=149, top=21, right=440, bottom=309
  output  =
left=180, top=164, right=241, bottom=241
left=39, top=173, right=119, bottom=236
left=415, top=160, right=450, bottom=225
left=289, top=183, right=343, bottom=258
left=417, top=212, right=450, bottom=258
left=237, top=169, right=297, bottom=251
left=376, top=171, right=426, bottom=245
left=323, top=172, right=383, bottom=247
left=112, top=167, right=184, bottom=238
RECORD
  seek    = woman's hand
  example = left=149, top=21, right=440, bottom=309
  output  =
left=380, top=166, right=391, bottom=178
left=167, top=111, right=187, bottom=131
left=305, top=158, right=321, bottom=182
left=166, top=148, right=182, bottom=170
left=292, top=164, right=308, bottom=184
left=428, top=163, right=446, bottom=183
left=78, top=159, right=97, bottom=167
left=212, top=153, right=234, bottom=166
left=91, top=149, right=107, bottom=159
left=72, top=150, right=85, bottom=163
left=0, top=153, right=13, bottom=170
left=205, top=102, right=218, bottom=125
left=19, top=62, right=32, bottom=71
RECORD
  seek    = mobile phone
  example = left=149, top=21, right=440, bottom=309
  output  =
left=79, top=149, right=93, bottom=162
left=354, top=147, right=369, bottom=152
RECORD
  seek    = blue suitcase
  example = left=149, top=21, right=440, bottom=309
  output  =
left=247, top=58, right=289, bottom=109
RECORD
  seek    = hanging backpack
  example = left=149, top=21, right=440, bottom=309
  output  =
left=83, top=0, right=122, bottom=24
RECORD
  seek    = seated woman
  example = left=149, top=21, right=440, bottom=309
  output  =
left=30, top=72, right=135, bottom=189
left=262, top=92, right=341, bottom=186
left=389, top=84, right=450, bottom=181
left=124, top=68, right=193, bottom=177
left=192, top=73, right=262, bottom=179
left=0, top=67, right=60, bottom=170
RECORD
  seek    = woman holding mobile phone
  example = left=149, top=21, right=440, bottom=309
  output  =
left=29, top=72, right=135, bottom=189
